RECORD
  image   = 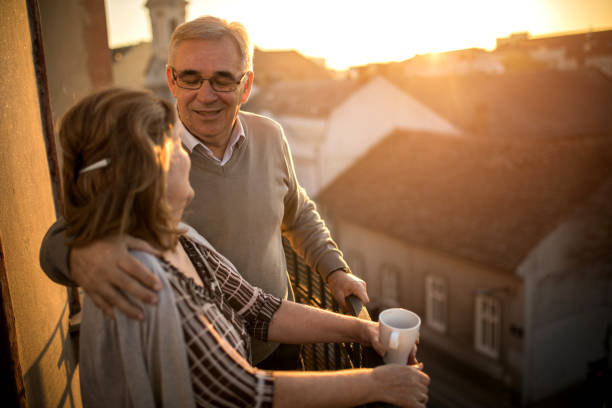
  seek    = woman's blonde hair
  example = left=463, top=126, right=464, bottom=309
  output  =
left=60, top=87, right=179, bottom=250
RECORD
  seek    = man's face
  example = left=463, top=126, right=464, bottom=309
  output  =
left=166, top=37, right=253, bottom=147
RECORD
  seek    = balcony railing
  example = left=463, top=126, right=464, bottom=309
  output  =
left=285, top=238, right=385, bottom=369
left=283, top=238, right=397, bottom=407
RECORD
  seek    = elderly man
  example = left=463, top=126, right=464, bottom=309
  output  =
left=40, top=16, right=368, bottom=368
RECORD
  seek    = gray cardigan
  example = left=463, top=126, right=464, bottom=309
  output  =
left=79, top=249, right=196, bottom=408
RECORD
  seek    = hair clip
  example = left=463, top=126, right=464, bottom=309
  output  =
left=79, top=158, right=111, bottom=174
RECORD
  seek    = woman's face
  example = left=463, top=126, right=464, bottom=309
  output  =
left=164, top=130, right=194, bottom=223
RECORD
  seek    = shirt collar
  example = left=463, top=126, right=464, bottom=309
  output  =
left=178, top=113, right=245, bottom=165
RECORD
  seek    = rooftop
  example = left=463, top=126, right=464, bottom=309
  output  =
left=389, top=69, right=612, bottom=139
left=245, top=79, right=361, bottom=118
left=317, top=131, right=612, bottom=272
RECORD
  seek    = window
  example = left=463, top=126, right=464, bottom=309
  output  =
left=380, top=264, right=400, bottom=305
left=425, top=275, right=447, bottom=333
left=474, top=294, right=501, bottom=358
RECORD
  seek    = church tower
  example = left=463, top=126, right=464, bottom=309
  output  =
left=145, top=0, right=188, bottom=100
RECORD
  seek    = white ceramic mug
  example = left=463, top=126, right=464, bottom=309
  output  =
left=378, top=308, right=421, bottom=365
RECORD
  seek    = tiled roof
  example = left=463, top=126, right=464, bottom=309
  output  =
left=253, top=48, right=332, bottom=84
left=317, top=131, right=612, bottom=272
left=388, top=69, right=612, bottom=139
left=244, top=79, right=362, bottom=117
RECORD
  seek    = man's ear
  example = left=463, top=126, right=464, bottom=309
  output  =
left=240, top=71, right=254, bottom=104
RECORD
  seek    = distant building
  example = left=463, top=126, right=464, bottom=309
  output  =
left=244, top=76, right=460, bottom=196
left=317, top=129, right=612, bottom=406
left=349, top=29, right=612, bottom=80
left=247, top=67, right=612, bottom=200
left=145, top=0, right=186, bottom=99
left=111, top=0, right=186, bottom=100
left=304, top=66, right=612, bottom=406
left=252, top=48, right=333, bottom=89
left=112, top=42, right=151, bottom=91
left=495, top=29, right=612, bottom=75
left=388, top=69, right=612, bottom=139
left=400, top=48, right=505, bottom=77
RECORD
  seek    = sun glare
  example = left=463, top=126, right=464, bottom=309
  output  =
left=107, top=0, right=612, bottom=71
left=188, top=0, right=557, bottom=70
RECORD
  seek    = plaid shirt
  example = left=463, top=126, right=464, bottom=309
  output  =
left=160, top=236, right=281, bottom=407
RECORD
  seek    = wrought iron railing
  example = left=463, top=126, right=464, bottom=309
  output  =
left=283, top=238, right=396, bottom=407
left=283, top=237, right=354, bottom=370
left=282, top=239, right=387, bottom=368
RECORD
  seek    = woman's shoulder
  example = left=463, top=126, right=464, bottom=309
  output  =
left=130, top=250, right=166, bottom=276
left=121, top=250, right=184, bottom=324
left=180, top=222, right=212, bottom=248
left=127, top=250, right=176, bottom=299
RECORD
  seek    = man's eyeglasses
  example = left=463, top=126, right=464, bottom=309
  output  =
left=169, top=66, right=247, bottom=92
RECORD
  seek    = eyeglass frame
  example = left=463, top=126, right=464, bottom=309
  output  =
left=168, top=65, right=249, bottom=92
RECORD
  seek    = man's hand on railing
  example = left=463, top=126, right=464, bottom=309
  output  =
left=328, top=270, right=369, bottom=313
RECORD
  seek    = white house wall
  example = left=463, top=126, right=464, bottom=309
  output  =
left=277, top=115, right=327, bottom=160
left=332, top=220, right=414, bottom=305
left=318, top=76, right=461, bottom=196
left=276, top=115, right=327, bottom=195
left=517, top=181, right=612, bottom=404
left=331, top=217, right=524, bottom=386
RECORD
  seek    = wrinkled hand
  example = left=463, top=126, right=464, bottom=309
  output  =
left=372, top=363, right=430, bottom=408
left=70, top=235, right=161, bottom=319
left=327, top=270, right=369, bottom=313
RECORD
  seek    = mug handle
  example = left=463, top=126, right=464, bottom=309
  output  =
left=388, top=331, right=399, bottom=350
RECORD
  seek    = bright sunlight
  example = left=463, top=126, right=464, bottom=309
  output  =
left=107, top=0, right=612, bottom=70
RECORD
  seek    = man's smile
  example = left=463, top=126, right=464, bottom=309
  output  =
left=192, top=108, right=223, bottom=119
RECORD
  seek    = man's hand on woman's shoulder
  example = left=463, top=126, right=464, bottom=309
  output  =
left=70, top=235, right=162, bottom=320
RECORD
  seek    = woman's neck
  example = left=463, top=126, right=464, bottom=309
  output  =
left=162, top=237, right=203, bottom=286
left=162, top=240, right=182, bottom=262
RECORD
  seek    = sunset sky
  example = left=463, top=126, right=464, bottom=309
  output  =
left=106, top=0, right=612, bottom=70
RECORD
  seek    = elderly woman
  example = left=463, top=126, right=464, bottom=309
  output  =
left=59, top=87, right=429, bottom=408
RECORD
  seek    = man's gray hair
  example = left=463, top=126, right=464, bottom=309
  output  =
left=169, top=15, right=253, bottom=71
